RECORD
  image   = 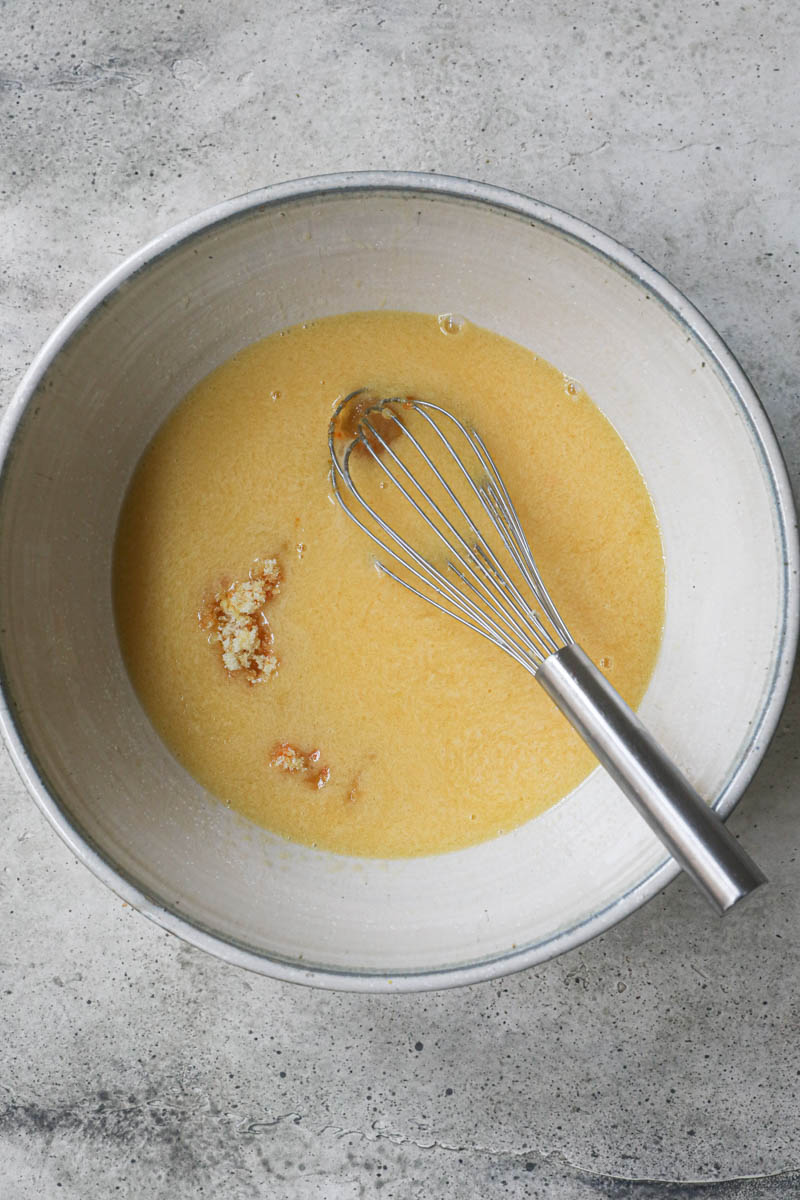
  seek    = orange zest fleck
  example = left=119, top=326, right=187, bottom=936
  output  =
left=270, top=742, right=331, bottom=790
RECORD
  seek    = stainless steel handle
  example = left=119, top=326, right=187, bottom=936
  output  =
left=536, top=644, right=766, bottom=914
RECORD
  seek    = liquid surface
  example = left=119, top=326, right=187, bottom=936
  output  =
left=114, top=311, right=665, bottom=857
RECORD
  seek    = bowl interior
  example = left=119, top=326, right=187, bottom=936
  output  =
left=0, top=185, right=792, bottom=985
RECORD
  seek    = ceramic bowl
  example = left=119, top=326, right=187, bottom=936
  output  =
left=0, top=173, right=797, bottom=990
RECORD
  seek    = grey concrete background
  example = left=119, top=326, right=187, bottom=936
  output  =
left=2, top=1, right=799, bottom=1196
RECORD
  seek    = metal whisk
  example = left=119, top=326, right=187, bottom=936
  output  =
left=328, top=391, right=766, bottom=913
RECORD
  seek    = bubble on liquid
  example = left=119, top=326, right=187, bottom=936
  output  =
left=438, top=312, right=466, bottom=336
left=564, top=376, right=581, bottom=397
left=270, top=389, right=281, bottom=402
left=600, top=655, right=613, bottom=670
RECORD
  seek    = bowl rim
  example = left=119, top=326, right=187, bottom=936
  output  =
left=1, top=170, right=797, bottom=992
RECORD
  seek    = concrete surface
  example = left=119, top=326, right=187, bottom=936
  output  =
left=2, top=1, right=799, bottom=1196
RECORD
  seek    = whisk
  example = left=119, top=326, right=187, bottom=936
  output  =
left=328, top=391, right=766, bottom=914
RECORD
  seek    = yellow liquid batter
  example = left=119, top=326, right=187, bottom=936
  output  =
left=114, top=311, right=664, bottom=857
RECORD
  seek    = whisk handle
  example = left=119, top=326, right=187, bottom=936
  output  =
left=536, top=644, right=766, bottom=914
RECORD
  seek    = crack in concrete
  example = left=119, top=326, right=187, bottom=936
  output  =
left=561, top=139, right=611, bottom=168
left=659, top=137, right=796, bottom=155
left=235, top=1110, right=800, bottom=1191
left=3, top=1095, right=799, bottom=1194
left=0, top=66, right=138, bottom=92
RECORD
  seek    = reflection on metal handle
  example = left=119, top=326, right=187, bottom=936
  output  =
left=536, top=644, right=767, bottom=914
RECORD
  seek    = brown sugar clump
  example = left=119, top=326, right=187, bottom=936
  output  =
left=270, top=742, right=331, bottom=790
left=309, top=765, right=331, bottom=790
left=202, top=557, right=281, bottom=683
left=333, top=391, right=406, bottom=456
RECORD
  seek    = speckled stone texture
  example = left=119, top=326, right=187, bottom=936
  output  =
left=2, top=1, right=799, bottom=1197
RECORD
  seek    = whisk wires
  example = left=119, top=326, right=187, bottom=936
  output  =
left=329, top=392, right=573, bottom=674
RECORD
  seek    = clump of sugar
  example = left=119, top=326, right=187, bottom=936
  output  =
left=201, top=558, right=281, bottom=683
left=270, top=742, right=331, bottom=790
left=270, top=743, right=308, bottom=773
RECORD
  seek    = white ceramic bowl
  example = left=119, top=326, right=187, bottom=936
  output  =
left=0, top=173, right=797, bottom=991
